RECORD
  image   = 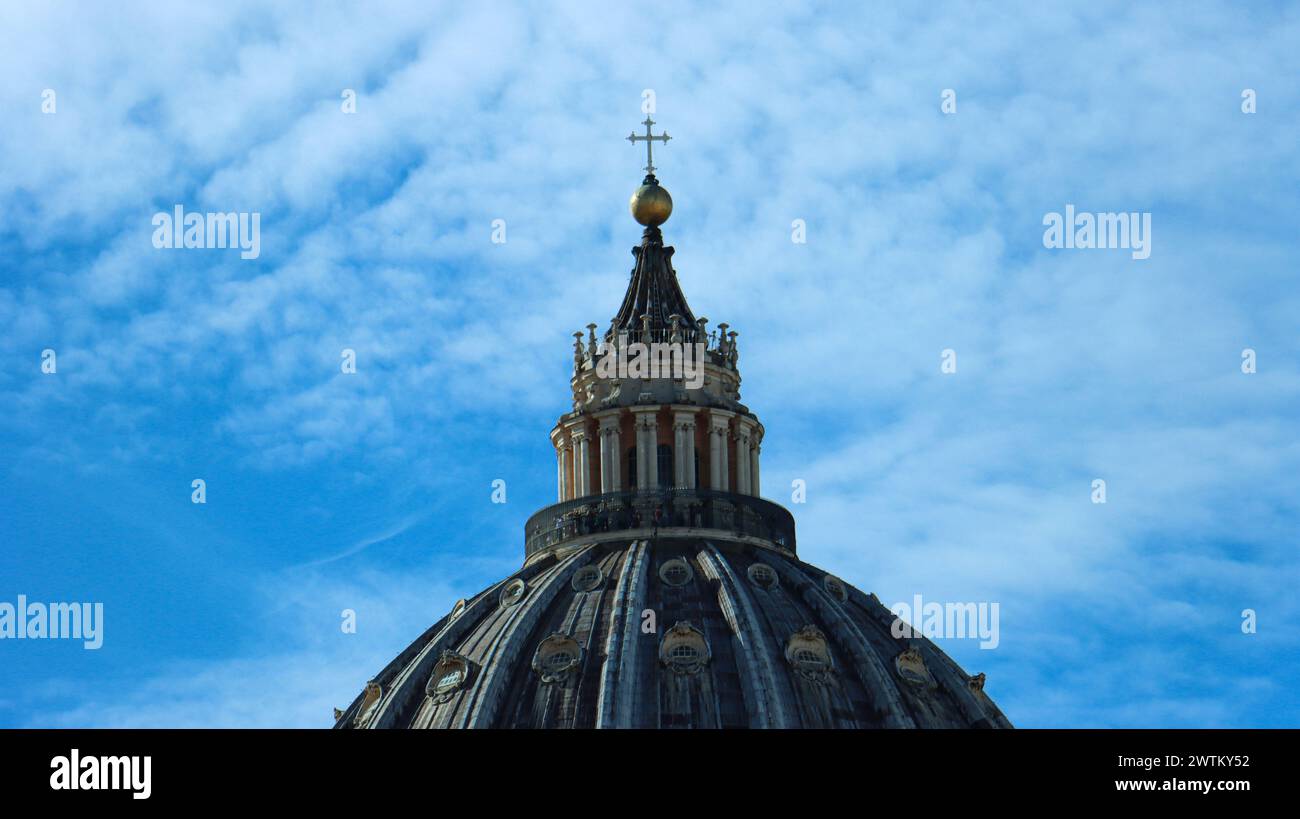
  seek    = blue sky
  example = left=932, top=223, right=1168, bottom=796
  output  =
left=1, top=0, right=1297, bottom=727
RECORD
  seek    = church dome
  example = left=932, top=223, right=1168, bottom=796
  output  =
left=334, top=123, right=1011, bottom=730
left=337, top=528, right=1010, bottom=728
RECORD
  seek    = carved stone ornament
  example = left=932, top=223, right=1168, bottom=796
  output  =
left=531, top=633, right=584, bottom=684
left=659, top=621, right=710, bottom=675
left=353, top=681, right=383, bottom=727
left=785, top=625, right=834, bottom=682
left=895, top=646, right=937, bottom=689
left=822, top=574, right=848, bottom=602
left=426, top=651, right=472, bottom=703
left=747, top=562, right=778, bottom=589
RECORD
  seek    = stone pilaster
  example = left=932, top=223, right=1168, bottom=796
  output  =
left=735, top=420, right=753, bottom=495
left=708, top=411, right=731, bottom=491
left=750, top=439, right=761, bottom=497
left=632, top=408, right=659, bottom=491
left=673, top=410, right=697, bottom=489
left=552, top=427, right=572, bottom=501
left=596, top=411, right=622, bottom=493
left=565, top=420, right=591, bottom=498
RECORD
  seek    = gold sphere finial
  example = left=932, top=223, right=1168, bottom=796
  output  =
left=630, top=179, right=673, bottom=226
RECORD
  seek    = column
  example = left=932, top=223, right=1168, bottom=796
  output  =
left=556, top=448, right=566, bottom=502
left=708, top=412, right=730, bottom=491
left=632, top=409, right=653, bottom=491
left=643, top=411, right=659, bottom=489
left=735, top=421, right=752, bottom=495
left=750, top=439, right=761, bottom=497
left=673, top=411, right=697, bottom=489
left=673, top=421, right=685, bottom=488
left=597, top=411, right=621, bottom=493
left=566, top=421, right=590, bottom=498
left=553, top=429, right=573, bottom=501
left=565, top=446, right=574, bottom=500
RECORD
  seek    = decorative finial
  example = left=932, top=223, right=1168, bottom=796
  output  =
left=627, top=117, right=674, bottom=226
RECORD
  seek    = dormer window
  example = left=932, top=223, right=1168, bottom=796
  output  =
left=425, top=651, right=472, bottom=704
left=532, top=634, right=583, bottom=684
left=785, top=626, right=834, bottom=682
left=660, top=621, right=710, bottom=675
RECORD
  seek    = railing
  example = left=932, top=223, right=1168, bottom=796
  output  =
left=524, top=488, right=797, bottom=558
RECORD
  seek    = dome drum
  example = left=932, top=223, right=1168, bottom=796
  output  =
left=524, top=487, right=795, bottom=560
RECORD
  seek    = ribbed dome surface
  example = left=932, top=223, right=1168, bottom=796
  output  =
left=335, top=529, right=1011, bottom=729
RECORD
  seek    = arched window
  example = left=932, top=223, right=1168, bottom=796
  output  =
left=434, top=668, right=464, bottom=693
left=669, top=643, right=699, bottom=663
left=626, top=445, right=676, bottom=489
left=531, top=634, right=583, bottom=684
left=657, top=444, right=673, bottom=489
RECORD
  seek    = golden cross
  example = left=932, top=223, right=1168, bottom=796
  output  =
left=627, top=117, right=671, bottom=176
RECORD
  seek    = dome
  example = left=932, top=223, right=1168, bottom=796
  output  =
left=334, top=121, right=1011, bottom=730
left=336, top=497, right=1010, bottom=729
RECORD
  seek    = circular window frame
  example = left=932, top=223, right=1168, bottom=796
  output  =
left=659, top=558, right=694, bottom=587
left=499, top=578, right=527, bottom=608
left=823, top=574, right=848, bottom=602
left=571, top=565, right=604, bottom=592
left=747, top=563, right=778, bottom=589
